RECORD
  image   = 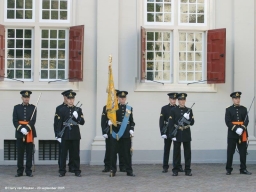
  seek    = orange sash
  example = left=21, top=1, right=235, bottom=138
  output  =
left=232, top=122, right=247, bottom=142
left=19, top=121, right=33, bottom=143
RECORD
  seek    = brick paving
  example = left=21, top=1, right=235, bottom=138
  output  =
left=1, top=164, right=256, bottom=192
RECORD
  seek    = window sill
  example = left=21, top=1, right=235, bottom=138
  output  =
left=134, top=80, right=217, bottom=93
left=0, top=81, right=79, bottom=91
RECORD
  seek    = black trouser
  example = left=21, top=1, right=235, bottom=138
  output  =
left=58, top=143, right=74, bottom=170
left=163, top=138, right=182, bottom=170
left=16, top=138, right=33, bottom=175
left=172, top=141, right=191, bottom=173
left=104, top=137, right=125, bottom=170
left=59, top=139, right=81, bottom=175
left=226, top=138, right=247, bottom=172
left=110, top=137, right=133, bottom=174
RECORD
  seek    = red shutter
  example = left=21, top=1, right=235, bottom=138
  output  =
left=0, top=25, right=5, bottom=81
left=141, top=27, right=146, bottom=81
left=207, top=28, right=226, bottom=84
left=69, top=25, right=84, bottom=82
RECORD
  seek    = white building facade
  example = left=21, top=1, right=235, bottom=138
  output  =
left=0, top=0, right=256, bottom=165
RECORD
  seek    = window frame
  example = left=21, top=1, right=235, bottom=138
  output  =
left=39, top=28, right=69, bottom=82
left=4, top=0, right=35, bottom=22
left=39, top=0, right=72, bottom=23
left=5, top=27, right=34, bottom=82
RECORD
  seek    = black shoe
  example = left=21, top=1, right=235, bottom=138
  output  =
left=162, top=169, right=168, bottom=173
left=226, top=171, right=231, bottom=175
left=127, top=172, right=135, bottom=177
left=240, top=170, right=252, bottom=175
left=178, top=167, right=184, bottom=172
left=75, top=173, right=81, bottom=177
left=109, top=170, right=116, bottom=177
left=15, top=174, right=23, bottom=177
left=102, top=168, right=110, bottom=172
left=26, top=174, right=33, bottom=177
left=120, top=168, right=126, bottom=172
left=185, top=172, right=192, bottom=176
left=172, top=172, right=178, bottom=176
left=59, top=173, right=65, bottom=177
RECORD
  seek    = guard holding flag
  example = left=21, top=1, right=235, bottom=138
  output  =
left=225, top=91, right=251, bottom=175
left=13, top=90, right=37, bottom=177
left=109, top=91, right=135, bottom=177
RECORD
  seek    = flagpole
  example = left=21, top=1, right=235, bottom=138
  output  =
left=108, top=55, right=113, bottom=135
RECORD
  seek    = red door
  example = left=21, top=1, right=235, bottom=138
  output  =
left=0, top=25, right=5, bottom=81
left=69, top=25, right=84, bottom=82
left=207, top=28, right=226, bottom=83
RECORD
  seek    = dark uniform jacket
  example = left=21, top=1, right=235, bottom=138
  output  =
left=169, top=106, right=194, bottom=142
left=159, top=104, right=177, bottom=138
left=54, top=103, right=66, bottom=137
left=13, top=103, right=37, bottom=138
left=56, top=105, right=85, bottom=140
left=101, top=105, right=110, bottom=136
left=225, top=105, right=248, bottom=139
left=112, top=103, right=135, bottom=139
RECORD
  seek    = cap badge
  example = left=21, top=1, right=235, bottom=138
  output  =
left=236, top=92, right=239, bottom=96
left=69, top=92, right=73, bottom=97
left=121, top=92, right=125, bottom=96
left=182, top=94, right=184, bottom=98
left=25, top=92, right=28, bottom=96
left=174, top=94, right=176, bottom=97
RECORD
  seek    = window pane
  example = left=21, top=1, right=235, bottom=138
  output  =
left=24, top=60, right=31, bottom=68
left=24, top=70, right=31, bottom=79
left=60, top=11, right=67, bottom=20
left=51, top=11, right=58, bottom=19
left=51, top=0, right=58, bottom=9
left=8, top=0, right=15, bottom=8
left=179, top=0, right=205, bottom=24
left=178, top=32, right=204, bottom=83
left=42, top=11, right=50, bottom=19
left=16, top=60, right=23, bottom=68
left=146, top=31, right=172, bottom=82
left=25, top=0, right=33, bottom=9
left=146, top=0, right=172, bottom=23
left=41, top=29, right=67, bottom=80
left=16, top=0, right=24, bottom=8
left=41, top=0, right=68, bottom=21
left=16, top=10, right=23, bottom=19
left=7, top=10, right=15, bottom=19
left=42, top=0, right=50, bottom=9
left=25, top=10, right=32, bottom=19
left=60, top=1, right=67, bottom=9
left=16, top=70, right=23, bottom=78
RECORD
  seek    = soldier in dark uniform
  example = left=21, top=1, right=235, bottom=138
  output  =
left=159, top=92, right=183, bottom=173
left=225, top=91, right=251, bottom=175
left=13, top=90, right=37, bottom=177
left=169, top=93, right=194, bottom=176
left=101, top=90, right=125, bottom=172
left=54, top=89, right=74, bottom=173
left=109, top=91, right=135, bottom=177
left=56, top=91, right=85, bottom=177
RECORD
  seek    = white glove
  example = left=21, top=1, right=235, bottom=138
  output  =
left=73, top=111, right=78, bottom=119
left=56, top=137, right=61, bottom=143
left=172, top=138, right=177, bottom=141
left=21, top=128, right=28, bottom=135
left=108, top=120, right=113, bottom=126
left=129, top=130, right=134, bottom=137
left=103, top=134, right=108, bottom=139
left=161, top=135, right=167, bottom=139
left=183, top=112, right=190, bottom=120
left=236, top=128, right=243, bottom=135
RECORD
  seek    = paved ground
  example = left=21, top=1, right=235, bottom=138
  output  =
left=1, top=164, right=256, bottom=192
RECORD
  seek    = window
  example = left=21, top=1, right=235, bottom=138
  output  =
left=179, top=0, right=206, bottom=25
left=39, top=140, right=59, bottom=160
left=4, top=140, right=18, bottom=160
left=178, top=32, right=204, bottom=82
left=40, top=0, right=71, bottom=22
left=145, top=0, right=173, bottom=25
left=5, top=0, right=35, bottom=21
left=40, top=29, right=68, bottom=80
left=146, top=31, right=172, bottom=82
left=142, top=0, right=218, bottom=85
left=6, top=29, right=33, bottom=81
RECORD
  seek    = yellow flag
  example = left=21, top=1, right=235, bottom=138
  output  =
left=106, top=61, right=119, bottom=127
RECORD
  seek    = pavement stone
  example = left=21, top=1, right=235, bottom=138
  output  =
left=1, top=164, right=256, bottom=192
